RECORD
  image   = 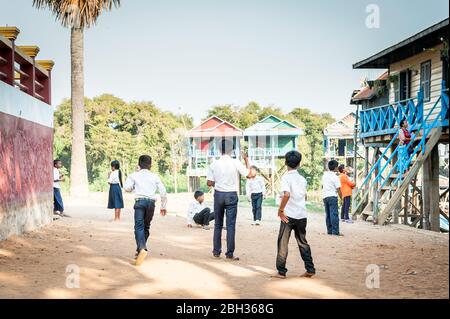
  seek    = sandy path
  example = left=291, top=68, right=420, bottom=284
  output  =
left=0, top=192, right=448, bottom=299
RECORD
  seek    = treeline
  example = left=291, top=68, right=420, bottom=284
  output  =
left=54, top=96, right=334, bottom=192
left=205, top=102, right=335, bottom=190
left=54, top=94, right=193, bottom=192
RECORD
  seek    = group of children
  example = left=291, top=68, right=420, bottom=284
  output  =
left=52, top=150, right=355, bottom=276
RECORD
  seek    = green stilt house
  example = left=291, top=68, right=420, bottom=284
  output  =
left=243, top=115, right=302, bottom=196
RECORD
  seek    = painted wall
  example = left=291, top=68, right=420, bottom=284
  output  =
left=389, top=43, right=444, bottom=121
left=0, top=81, right=53, bottom=240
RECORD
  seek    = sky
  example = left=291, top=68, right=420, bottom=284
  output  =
left=1, top=0, right=448, bottom=123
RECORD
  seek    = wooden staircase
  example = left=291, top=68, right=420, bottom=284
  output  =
left=353, top=85, right=448, bottom=228
left=376, top=127, right=442, bottom=225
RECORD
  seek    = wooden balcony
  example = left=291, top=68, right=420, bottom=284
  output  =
left=359, top=84, right=449, bottom=139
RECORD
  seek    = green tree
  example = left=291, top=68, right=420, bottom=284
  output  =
left=33, top=0, right=121, bottom=196
left=289, top=108, right=335, bottom=189
left=53, top=95, right=193, bottom=191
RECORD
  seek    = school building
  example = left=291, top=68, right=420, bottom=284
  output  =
left=0, top=27, right=54, bottom=240
left=351, top=18, right=449, bottom=232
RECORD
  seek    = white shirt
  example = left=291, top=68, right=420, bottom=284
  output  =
left=187, top=200, right=207, bottom=225
left=53, top=167, right=61, bottom=189
left=206, top=155, right=250, bottom=192
left=280, top=170, right=308, bottom=219
left=322, top=171, right=341, bottom=198
left=246, top=176, right=266, bottom=196
left=108, top=170, right=121, bottom=184
left=124, top=169, right=168, bottom=209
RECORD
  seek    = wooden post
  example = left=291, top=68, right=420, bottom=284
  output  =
left=422, top=144, right=440, bottom=231
left=353, top=105, right=360, bottom=183
left=391, top=143, right=401, bottom=224
left=372, top=148, right=380, bottom=223
left=0, top=27, right=20, bottom=86
left=403, top=187, right=409, bottom=225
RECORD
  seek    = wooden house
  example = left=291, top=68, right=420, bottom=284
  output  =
left=323, top=112, right=361, bottom=169
left=243, top=115, right=302, bottom=196
left=351, top=18, right=449, bottom=231
left=185, top=116, right=243, bottom=192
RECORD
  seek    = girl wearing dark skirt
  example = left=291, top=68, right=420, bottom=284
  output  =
left=108, top=160, right=124, bottom=221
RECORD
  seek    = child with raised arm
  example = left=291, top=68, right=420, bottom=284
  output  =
left=124, top=155, right=167, bottom=266
left=272, top=151, right=315, bottom=279
left=246, top=166, right=266, bottom=225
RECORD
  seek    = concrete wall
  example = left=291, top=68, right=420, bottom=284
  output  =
left=0, top=80, right=54, bottom=240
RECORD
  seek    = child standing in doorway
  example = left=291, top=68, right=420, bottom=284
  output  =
left=108, top=160, right=124, bottom=222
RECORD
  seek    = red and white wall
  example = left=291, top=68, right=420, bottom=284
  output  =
left=0, top=80, right=54, bottom=240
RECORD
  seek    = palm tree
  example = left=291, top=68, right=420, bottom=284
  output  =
left=33, top=0, right=120, bottom=195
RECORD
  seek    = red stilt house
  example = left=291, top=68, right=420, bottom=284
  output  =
left=185, top=116, right=243, bottom=192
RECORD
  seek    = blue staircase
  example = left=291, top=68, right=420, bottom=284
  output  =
left=353, top=83, right=449, bottom=225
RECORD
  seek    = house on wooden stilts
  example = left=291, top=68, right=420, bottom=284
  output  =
left=351, top=18, right=449, bottom=232
left=323, top=112, right=363, bottom=170
left=185, top=116, right=243, bottom=193
left=243, top=115, right=302, bottom=197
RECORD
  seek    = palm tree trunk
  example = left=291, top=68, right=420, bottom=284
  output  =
left=70, top=27, right=89, bottom=195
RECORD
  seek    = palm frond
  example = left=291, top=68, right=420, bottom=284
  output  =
left=32, top=0, right=121, bottom=29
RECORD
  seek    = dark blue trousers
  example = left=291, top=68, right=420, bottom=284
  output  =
left=324, top=196, right=340, bottom=235
left=134, top=199, right=155, bottom=252
left=53, top=187, right=64, bottom=212
left=213, top=191, right=238, bottom=257
left=251, top=192, right=263, bottom=221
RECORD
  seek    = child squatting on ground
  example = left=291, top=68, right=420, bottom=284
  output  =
left=187, top=190, right=215, bottom=230
left=124, top=155, right=168, bottom=266
left=272, top=150, right=316, bottom=279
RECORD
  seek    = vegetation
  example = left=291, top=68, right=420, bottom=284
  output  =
left=54, top=97, right=334, bottom=193
left=54, top=94, right=193, bottom=192
left=33, top=0, right=121, bottom=196
left=207, top=102, right=335, bottom=190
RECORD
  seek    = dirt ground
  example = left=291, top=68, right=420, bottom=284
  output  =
left=0, top=192, right=448, bottom=299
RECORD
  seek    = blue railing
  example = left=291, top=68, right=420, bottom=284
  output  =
left=353, top=83, right=449, bottom=215
left=359, top=92, right=424, bottom=138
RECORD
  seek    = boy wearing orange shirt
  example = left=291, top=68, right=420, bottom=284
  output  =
left=339, top=165, right=355, bottom=223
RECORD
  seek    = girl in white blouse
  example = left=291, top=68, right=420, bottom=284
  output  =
left=108, top=160, right=124, bottom=221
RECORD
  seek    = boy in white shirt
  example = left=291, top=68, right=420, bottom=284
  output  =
left=124, top=155, right=167, bottom=266
left=53, top=159, right=69, bottom=218
left=187, top=191, right=215, bottom=230
left=322, top=160, right=343, bottom=236
left=206, top=139, right=256, bottom=261
left=272, top=151, right=315, bottom=279
left=246, top=167, right=266, bottom=225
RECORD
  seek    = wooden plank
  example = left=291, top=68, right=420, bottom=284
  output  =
left=423, top=145, right=440, bottom=231
left=377, top=127, right=442, bottom=225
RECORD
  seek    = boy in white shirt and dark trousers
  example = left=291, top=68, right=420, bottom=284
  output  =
left=53, top=159, right=66, bottom=218
left=124, top=155, right=168, bottom=266
left=187, top=191, right=215, bottom=230
left=322, top=160, right=342, bottom=236
left=273, top=151, right=315, bottom=279
left=207, top=139, right=256, bottom=261
left=246, top=167, right=266, bottom=225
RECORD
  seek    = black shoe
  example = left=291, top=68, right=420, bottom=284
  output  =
left=226, top=256, right=240, bottom=261
left=213, top=253, right=220, bottom=258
